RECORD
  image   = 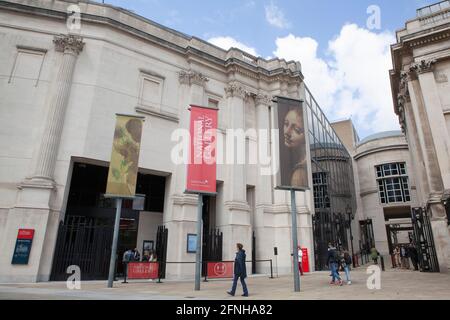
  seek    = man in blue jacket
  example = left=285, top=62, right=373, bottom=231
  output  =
left=227, top=243, right=249, bottom=297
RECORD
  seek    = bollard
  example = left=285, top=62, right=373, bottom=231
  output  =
left=270, top=259, right=274, bottom=279
left=157, top=262, right=163, bottom=283
left=381, top=256, right=385, bottom=271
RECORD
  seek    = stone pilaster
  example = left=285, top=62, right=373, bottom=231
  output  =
left=31, top=34, right=85, bottom=185
left=164, top=70, right=209, bottom=279
left=409, top=59, right=450, bottom=271
left=220, top=81, right=251, bottom=260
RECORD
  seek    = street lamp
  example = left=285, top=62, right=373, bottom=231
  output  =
left=346, top=204, right=356, bottom=268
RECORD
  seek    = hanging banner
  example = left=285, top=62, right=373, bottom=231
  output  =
left=105, top=114, right=145, bottom=198
left=186, top=105, right=217, bottom=194
left=11, top=229, right=34, bottom=265
left=274, top=97, right=309, bottom=191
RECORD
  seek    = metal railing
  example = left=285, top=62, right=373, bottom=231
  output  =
left=121, top=260, right=274, bottom=283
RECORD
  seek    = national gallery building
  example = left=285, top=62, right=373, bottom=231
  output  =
left=0, top=0, right=448, bottom=283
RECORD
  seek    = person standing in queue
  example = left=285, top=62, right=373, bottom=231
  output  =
left=227, top=243, right=249, bottom=297
left=297, top=246, right=304, bottom=276
left=122, top=248, right=133, bottom=283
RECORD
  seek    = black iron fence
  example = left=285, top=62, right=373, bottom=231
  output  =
left=412, top=207, right=440, bottom=272
left=50, top=216, right=113, bottom=281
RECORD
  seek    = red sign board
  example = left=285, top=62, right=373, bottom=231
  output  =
left=301, top=248, right=310, bottom=273
left=17, top=229, right=34, bottom=240
left=207, top=262, right=234, bottom=279
left=127, top=262, right=159, bottom=279
left=186, top=105, right=217, bottom=194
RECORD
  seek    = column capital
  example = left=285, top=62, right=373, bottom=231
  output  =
left=255, top=91, right=272, bottom=106
left=409, top=59, right=436, bottom=76
left=54, top=34, right=85, bottom=55
left=178, top=70, right=209, bottom=87
left=224, top=81, right=251, bottom=100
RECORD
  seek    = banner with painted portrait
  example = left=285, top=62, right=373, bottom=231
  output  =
left=274, top=97, right=309, bottom=191
left=105, top=114, right=144, bottom=198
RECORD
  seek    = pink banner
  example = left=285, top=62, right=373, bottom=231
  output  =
left=186, top=105, right=217, bottom=194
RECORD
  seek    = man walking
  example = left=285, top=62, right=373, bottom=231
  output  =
left=408, top=243, right=419, bottom=271
left=327, top=243, right=343, bottom=286
left=227, top=243, right=249, bottom=297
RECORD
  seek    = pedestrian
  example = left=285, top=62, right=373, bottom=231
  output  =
left=132, top=248, right=141, bottom=261
left=394, top=246, right=401, bottom=268
left=342, top=250, right=352, bottom=285
left=327, top=243, right=343, bottom=286
left=149, top=250, right=158, bottom=262
left=408, top=243, right=419, bottom=271
left=400, top=245, right=410, bottom=269
left=122, top=248, right=133, bottom=283
left=227, top=243, right=249, bottom=297
left=370, top=247, right=379, bottom=265
left=297, top=246, right=304, bottom=276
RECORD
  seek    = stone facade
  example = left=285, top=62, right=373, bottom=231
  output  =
left=0, top=0, right=314, bottom=282
left=390, top=2, right=450, bottom=271
left=332, top=120, right=418, bottom=260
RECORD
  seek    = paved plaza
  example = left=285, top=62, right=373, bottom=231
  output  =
left=0, top=268, right=449, bottom=300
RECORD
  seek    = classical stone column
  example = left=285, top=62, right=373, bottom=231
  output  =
left=398, top=71, right=430, bottom=203
left=164, top=70, right=208, bottom=279
left=409, top=60, right=450, bottom=271
left=253, top=92, right=272, bottom=270
left=31, top=35, right=85, bottom=184
left=412, top=60, right=450, bottom=188
left=255, top=91, right=273, bottom=207
left=409, top=61, right=445, bottom=198
left=220, top=81, right=251, bottom=260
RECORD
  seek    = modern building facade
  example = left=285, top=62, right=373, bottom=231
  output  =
left=390, top=0, right=450, bottom=271
left=0, top=0, right=359, bottom=283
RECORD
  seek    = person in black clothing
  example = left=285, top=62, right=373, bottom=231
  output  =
left=327, top=243, right=343, bottom=285
left=227, top=243, right=249, bottom=297
left=408, top=243, right=419, bottom=271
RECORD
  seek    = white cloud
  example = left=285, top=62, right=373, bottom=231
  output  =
left=208, top=36, right=258, bottom=56
left=273, top=24, right=399, bottom=135
left=265, top=1, right=291, bottom=29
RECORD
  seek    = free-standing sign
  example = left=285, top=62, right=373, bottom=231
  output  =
left=186, top=105, right=217, bottom=194
left=274, top=97, right=309, bottom=191
left=207, top=262, right=234, bottom=279
left=301, top=248, right=310, bottom=273
left=11, top=229, right=35, bottom=265
left=127, top=262, right=159, bottom=279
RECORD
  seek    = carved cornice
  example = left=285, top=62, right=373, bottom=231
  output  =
left=178, top=70, right=209, bottom=87
left=409, top=59, right=436, bottom=75
left=53, top=34, right=84, bottom=55
left=255, top=92, right=272, bottom=106
left=224, top=81, right=251, bottom=100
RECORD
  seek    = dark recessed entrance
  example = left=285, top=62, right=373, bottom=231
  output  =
left=51, top=161, right=166, bottom=281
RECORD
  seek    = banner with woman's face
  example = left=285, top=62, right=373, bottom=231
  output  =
left=274, top=97, right=309, bottom=191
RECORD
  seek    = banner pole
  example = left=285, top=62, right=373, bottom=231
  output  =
left=107, top=197, right=122, bottom=288
left=195, top=193, right=203, bottom=291
left=290, top=189, right=301, bottom=292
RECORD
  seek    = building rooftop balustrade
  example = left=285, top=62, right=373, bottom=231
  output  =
left=416, top=0, right=450, bottom=25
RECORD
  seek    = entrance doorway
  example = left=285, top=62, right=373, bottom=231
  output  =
left=51, top=161, right=166, bottom=280
left=201, top=194, right=222, bottom=276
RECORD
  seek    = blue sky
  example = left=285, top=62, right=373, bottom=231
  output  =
left=98, top=0, right=438, bottom=138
